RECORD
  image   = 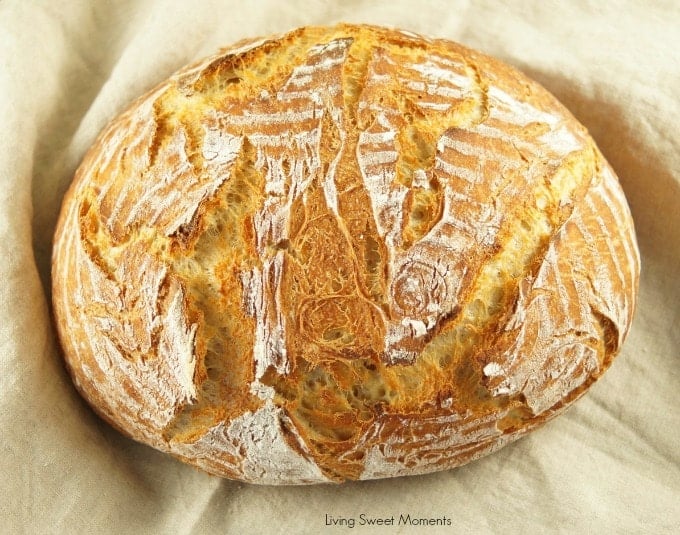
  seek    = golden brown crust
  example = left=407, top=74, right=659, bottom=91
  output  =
left=52, top=24, right=640, bottom=484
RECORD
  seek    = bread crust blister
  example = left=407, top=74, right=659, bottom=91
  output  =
left=52, top=24, right=640, bottom=484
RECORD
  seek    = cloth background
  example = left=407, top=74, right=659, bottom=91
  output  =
left=1, top=1, right=678, bottom=533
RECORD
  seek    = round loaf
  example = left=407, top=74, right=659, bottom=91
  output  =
left=52, top=24, right=640, bottom=484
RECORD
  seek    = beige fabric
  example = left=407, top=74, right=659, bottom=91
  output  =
left=1, top=1, right=678, bottom=533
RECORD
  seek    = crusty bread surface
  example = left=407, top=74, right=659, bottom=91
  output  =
left=52, top=24, right=640, bottom=484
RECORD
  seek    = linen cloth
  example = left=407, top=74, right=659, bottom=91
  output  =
left=1, top=1, right=678, bottom=533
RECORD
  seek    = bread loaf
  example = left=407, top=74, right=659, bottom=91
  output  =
left=52, top=24, right=640, bottom=484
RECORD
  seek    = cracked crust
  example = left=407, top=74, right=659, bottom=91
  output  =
left=52, top=24, right=640, bottom=484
